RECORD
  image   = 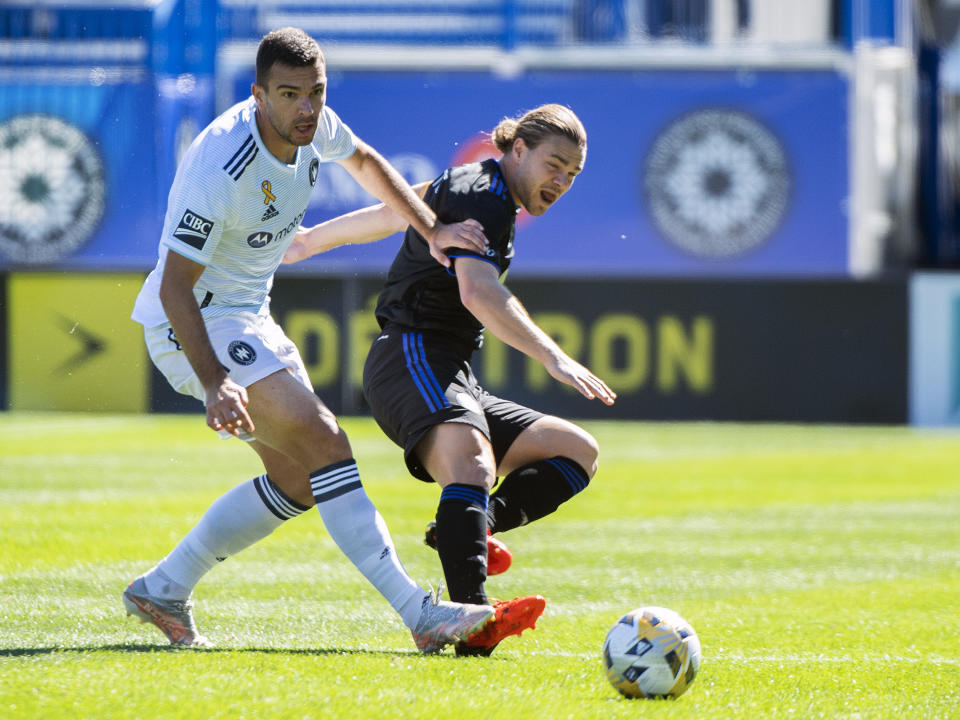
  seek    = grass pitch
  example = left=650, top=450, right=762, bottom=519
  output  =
left=1, top=412, right=959, bottom=719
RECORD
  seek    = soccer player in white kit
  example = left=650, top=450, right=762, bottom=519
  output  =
left=123, top=27, right=493, bottom=652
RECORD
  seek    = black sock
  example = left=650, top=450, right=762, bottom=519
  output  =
left=435, top=484, right=489, bottom=605
left=487, top=456, right=590, bottom=534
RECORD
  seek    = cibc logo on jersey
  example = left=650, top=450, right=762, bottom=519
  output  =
left=173, top=209, right=214, bottom=250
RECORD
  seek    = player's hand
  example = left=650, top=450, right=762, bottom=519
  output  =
left=426, top=219, right=487, bottom=268
left=281, top=227, right=312, bottom=264
left=546, top=355, right=617, bottom=406
left=205, top=377, right=255, bottom=436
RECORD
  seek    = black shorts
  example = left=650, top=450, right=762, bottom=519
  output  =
left=363, top=323, right=543, bottom=482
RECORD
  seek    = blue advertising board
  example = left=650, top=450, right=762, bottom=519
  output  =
left=257, top=68, right=850, bottom=277
left=0, top=64, right=848, bottom=275
left=0, top=69, right=160, bottom=269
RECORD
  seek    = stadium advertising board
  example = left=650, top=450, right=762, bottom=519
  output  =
left=7, top=273, right=148, bottom=412
left=910, top=273, right=960, bottom=425
left=0, top=66, right=847, bottom=275
left=237, top=68, right=849, bottom=277
left=0, top=73, right=160, bottom=271
left=256, top=275, right=906, bottom=423
left=0, top=272, right=903, bottom=420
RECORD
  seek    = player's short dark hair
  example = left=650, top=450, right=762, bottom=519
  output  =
left=491, top=104, right=586, bottom=155
left=256, top=27, right=323, bottom=87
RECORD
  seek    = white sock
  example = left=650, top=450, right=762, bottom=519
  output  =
left=310, top=460, right=427, bottom=629
left=145, top=475, right=308, bottom=599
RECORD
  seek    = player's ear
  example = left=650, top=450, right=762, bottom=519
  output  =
left=511, top=136, right=528, bottom=161
left=251, top=82, right=264, bottom=106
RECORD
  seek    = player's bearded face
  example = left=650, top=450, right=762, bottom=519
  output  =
left=257, top=60, right=327, bottom=148
left=512, top=136, right=585, bottom=216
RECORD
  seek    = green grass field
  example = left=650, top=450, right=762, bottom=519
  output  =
left=1, top=412, right=959, bottom=719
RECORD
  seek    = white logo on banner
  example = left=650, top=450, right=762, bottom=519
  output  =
left=0, top=114, right=105, bottom=264
left=645, top=109, right=790, bottom=259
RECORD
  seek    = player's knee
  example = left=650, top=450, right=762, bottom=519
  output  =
left=286, top=405, right=352, bottom=467
left=433, top=458, right=496, bottom=491
left=573, top=430, right=600, bottom=479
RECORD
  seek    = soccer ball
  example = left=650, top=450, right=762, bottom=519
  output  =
left=601, top=606, right=701, bottom=699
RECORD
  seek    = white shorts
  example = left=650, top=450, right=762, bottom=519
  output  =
left=145, top=311, right=312, bottom=439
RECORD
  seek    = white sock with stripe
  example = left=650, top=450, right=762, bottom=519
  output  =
left=310, top=459, right=426, bottom=629
left=145, top=475, right=309, bottom=600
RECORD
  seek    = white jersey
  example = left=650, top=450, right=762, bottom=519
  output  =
left=132, top=97, right=358, bottom=328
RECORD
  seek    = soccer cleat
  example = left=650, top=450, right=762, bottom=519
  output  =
left=423, top=521, right=513, bottom=576
left=411, top=586, right=495, bottom=654
left=122, top=576, right=212, bottom=648
left=456, top=594, right=546, bottom=656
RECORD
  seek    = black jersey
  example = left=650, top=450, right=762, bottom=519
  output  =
left=374, top=158, right=518, bottom=351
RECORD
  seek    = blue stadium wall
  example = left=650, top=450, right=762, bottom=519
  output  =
left=0, top=66, right=850, bottom=276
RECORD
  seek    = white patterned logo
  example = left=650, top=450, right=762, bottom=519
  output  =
left=0, top=114, right=105, bottom=264
left=645, top=110, right=790, bottom=259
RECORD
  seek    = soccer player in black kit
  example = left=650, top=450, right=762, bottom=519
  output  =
left=284, top=104, right=616, bottom=655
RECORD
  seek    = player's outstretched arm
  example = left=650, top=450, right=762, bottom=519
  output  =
left=336, top=141, right=487, bottom=267
left=456, top=257, right=616, bottom=405
left=283, top=182, right=431, bottom=264
left=283, top=204, right=408, bottom=264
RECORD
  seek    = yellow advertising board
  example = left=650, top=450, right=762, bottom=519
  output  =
left=9, top=273, right=147, bottom=412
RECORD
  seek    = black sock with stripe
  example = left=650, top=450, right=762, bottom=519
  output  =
left=435, top=484, right=489, bottom=605
left=487, top=456, right=590, bottom=534
left=253, top=474, right=310, bottom=521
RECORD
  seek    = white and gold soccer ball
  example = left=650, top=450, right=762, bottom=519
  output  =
left=601, top=606, right=701, bottom=699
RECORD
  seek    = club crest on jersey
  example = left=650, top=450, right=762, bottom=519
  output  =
left=173, top=209, right=214, bottom=250
left=228, top=340, right=257, bottom=366
left=309, top=158, right=319, bottom=186
left=247, top=231, right=273, bottom=248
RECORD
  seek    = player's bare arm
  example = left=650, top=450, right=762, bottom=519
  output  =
left=337, top=141, right=487, bottom=267
left=455, top=257, right=616, bottom=405
left=159, top=251, right=255, bottom=435
left=283, top=182, right=435, bottom=264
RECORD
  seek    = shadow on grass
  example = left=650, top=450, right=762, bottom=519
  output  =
left=0, top=644, right=428, bottom=658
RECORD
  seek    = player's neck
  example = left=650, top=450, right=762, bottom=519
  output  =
left=254, top=106, right=298, bottom=164
left=498, top=154, right=522, bottom=208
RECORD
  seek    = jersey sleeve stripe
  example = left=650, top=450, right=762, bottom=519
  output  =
left=232, top=146, right=259, bottom=181
left=222, top=134, right=253, bottom=172
left=444, top=253, right=500, bottom=277
left=225, top=140, right=257, bottom=180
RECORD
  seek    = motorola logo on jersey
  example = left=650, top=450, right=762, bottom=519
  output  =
left=173, top=209, right=214, bottom=250
left=309, top=158, right=319, bottom=186
left=246, top=231, right=273, bottom=248
left=228, top=340, right=257, bottom=366
left=645, top=109, right=790, bottom=259
left=274, top=209, right=306, bottom=244
left=0, top=114, right=105, bottom=264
